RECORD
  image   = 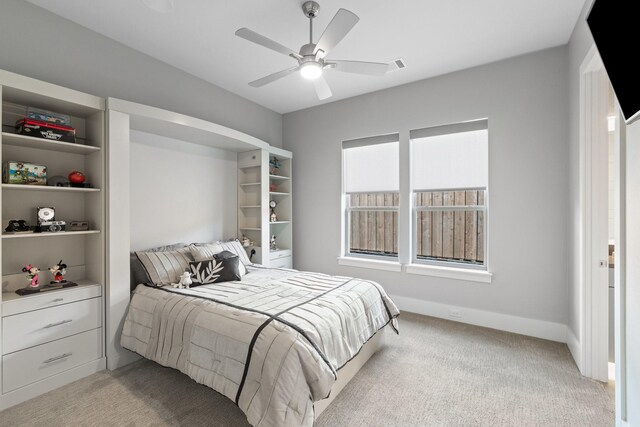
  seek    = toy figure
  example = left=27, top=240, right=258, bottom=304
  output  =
left=270, top=235, right=277, bottom=251
left=174, top=271, right=192, bottom=289
left=49, top=260, right=67, bottom=283
left=22, top=264, right=41, bottom=287
left=269, top=156, right=281, bottom=174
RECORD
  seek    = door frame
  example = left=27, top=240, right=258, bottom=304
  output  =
left=578, top=44, right=610, bottom=382
left=580, top=43, right=629, bottom=425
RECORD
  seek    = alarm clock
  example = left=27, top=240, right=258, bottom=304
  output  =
left=269, top=200, right=277, bottom=209
left=36, top=207, right=55, bottom=224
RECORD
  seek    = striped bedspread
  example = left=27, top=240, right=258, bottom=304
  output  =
left=121, top=266, right=399, bottom=427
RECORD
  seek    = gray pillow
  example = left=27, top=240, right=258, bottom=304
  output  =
left=218, top=240, right=253, bottom=267
left=130, top=243, right=188, bottom=289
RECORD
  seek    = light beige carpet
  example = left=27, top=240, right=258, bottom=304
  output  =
left=0, top=313, right=614, bottom=427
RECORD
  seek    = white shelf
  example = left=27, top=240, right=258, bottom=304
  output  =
left=1, top=279, right=101, bottom=304
left=269, top=191, right=290, bottom=196
left=240, top=182, right=261, bottom=187
left=1, top=132, right=101, bottom=154
left=2, top=184, right=100, bottom=193
left=240, top=205, right=261, bottom=208
left=2, top=230, right=100, bottom=239
left=239, top=227, right=261, bottom=231
left=269, top=174, right=290, bottom=181
left=269, top=221, right=291, bottom=225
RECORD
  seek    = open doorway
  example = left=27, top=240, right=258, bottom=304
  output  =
left=578, top=45, right=622, bottom=385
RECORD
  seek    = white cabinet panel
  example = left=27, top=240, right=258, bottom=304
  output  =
left=2, top=328, right=102, bottom=393
left=3, top=297, right=101, bottom=354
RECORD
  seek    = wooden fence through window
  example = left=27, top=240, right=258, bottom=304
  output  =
left=348, top=190, right=485, bottom=264
left=349, top=193, right=399, bottom=256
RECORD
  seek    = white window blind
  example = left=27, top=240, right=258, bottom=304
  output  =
left=411, top=126, right=488, bottom=190
left=343, top=139, right=399, bottom=193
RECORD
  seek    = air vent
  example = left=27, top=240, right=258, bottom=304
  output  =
left=387, top=58, right=407, bottom=72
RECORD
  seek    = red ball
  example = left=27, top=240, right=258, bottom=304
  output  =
left=68, top=171, right=86, bottom=184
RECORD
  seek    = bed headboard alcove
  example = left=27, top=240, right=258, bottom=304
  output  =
left=106, top=98, right=273, bottom=370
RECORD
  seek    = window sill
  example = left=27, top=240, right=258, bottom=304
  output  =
left=337, top=257, right=402, bottom=272
left=405, top=264, right=492, bottom=283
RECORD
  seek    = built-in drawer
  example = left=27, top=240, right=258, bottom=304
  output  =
left=270, top=256, right=293, bottom=269
left=2, top=297, right=101, bottom=354
left=2, top=327, right=102, bottom=393
left=269, top=249, right=292, bottom=260
left=2, top=283, right=101, bottom=317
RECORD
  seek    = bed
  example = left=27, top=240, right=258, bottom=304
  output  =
left=121, top=241, right=399, bottom=427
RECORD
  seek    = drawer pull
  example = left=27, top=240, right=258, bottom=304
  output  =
left=43, top=353, right=72, bottom=364
left=44, top=319, right=73, bottom=329
left=52, top=298, right=64, bottom=302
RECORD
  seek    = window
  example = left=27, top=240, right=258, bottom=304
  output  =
left=342, top=134, right=399, bottom=259
left=411, top=120, right=488, bottom=269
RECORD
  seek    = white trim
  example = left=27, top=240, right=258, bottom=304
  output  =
left=578, top=43, right=610, bottom=381
left=567, top=328, right=581, bottom=372
left=614, top=98, right=628, bottom=423
left=392, top=294, right=567, bottom=343
left=106, top=110, right=132, bottom=371
left=107, top=97, right=270, bottom=152
left=337, top=256, right=402, bottom=272
left=405, top=263, right=492, bottom=283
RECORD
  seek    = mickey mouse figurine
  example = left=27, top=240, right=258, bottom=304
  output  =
left=49, top=260, right=67, bottom=283
left=22, top=264, right=41, bottom=288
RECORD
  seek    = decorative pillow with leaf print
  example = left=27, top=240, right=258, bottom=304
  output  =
left=188, top=251, right=242, bottom=286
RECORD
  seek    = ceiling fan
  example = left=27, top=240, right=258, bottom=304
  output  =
left=235, top=1, right=390, bottom=100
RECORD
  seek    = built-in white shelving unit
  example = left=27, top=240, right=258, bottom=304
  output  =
left=0, top=69, right=106, bottom=410
left=237, top=148, right=292, bottom=268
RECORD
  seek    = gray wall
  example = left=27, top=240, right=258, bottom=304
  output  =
left=129, top=131, right=238, bottom=252
left=567, top=0, right=595, bottom=345
left=283, top=47, right=570, bottom=325
left=0, top=0, right=282, bottom=146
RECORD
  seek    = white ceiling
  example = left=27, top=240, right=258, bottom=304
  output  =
left=27, top=0, right=586, bottom=114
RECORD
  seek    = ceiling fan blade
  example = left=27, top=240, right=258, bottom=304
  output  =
left=249, top=66, right=300, bottom=88
left=236, top=28, right=301, bottom=59
left=313, top=76, right=332, bottom=100
left=330, top=60, right=389, bottom=76
left=314, top=9, right=359, bottom=58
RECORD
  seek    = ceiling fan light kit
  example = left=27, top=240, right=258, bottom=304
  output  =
left=300, top=62, right=323, bottom=80
left=235, top=1, right=400, bottom=100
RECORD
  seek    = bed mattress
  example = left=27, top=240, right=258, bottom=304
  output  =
left=121, top=266, right=399, bottom=427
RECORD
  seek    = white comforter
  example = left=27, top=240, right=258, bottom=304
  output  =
left=121, top=266, right=399, bottom=427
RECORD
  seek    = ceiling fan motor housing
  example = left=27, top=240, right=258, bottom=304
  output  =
left=302, top=1, right=320, bottom=18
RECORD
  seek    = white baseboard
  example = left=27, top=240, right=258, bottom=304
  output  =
left=567, top=327, right=582, bottom=371
left=391, top=294, right=567, bottom=343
